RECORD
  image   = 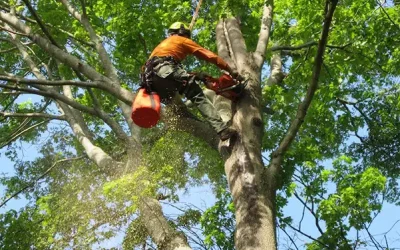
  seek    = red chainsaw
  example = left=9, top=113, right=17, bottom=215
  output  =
left=197, top=73, right=247, bottom=101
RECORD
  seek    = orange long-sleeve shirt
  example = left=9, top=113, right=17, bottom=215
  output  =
left=149, top=35, right=230, bottom=71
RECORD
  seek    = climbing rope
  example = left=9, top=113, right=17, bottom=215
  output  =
left=189, top=0, right=203, bottom=30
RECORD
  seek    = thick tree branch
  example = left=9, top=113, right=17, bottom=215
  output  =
left=4, top=22, right=44, bottom=80
left=3, top=29, right=116, bottom=156
left=60, top=0, right=119, bottom=81
left=0, top=111, right=65, bottom=120
left=0, top=11, right=133, bottom=104
left=57, top=2, right=137, bottom=132
left=0, top=91, right=22, bottom=95
left=215, top=20, right=236, bottom=69
left=3, top=26, right=131, bottom=149
left=1, top=83, right=130, bottom=143
left=0, top=74, right=100, bottom=87
left=1, top=4, right=95, bottom=48
left=60, top=84, right=129, bottom=144
left=61, top=104, right=120, bottom=170
left=0, top=75, right=132, bottom=104
left=3, top=22, right=95, bottom=148
left=0, top=156, right=84, bottom=208
left=0, top=25, right=28, bottom=36
left=87, top=88, right=130, bottom=143
left=267, top=0, right=339, bottom=189
left=225, top=18, right=248, bottom=71
left=254, top=2, right=274, bottom=68
left=266, top=52, right=286, bottom=86
left=139, top=197, right=192, bottom=250
left=20, top=3, right=90, bottom=86
left=163, top=100, right=219, bottom=150
left=0, top=83, right=97, bottom=116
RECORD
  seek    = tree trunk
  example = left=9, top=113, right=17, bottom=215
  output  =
left=220, top=65, right=277, bottom=249
left=139, top=197, right=192, bottom=250
left=215, top=0, right=338, bottom=247
left=214, top=14, right=278, bottom=249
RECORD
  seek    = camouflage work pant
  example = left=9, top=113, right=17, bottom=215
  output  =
left=151, top=63, right=228, bottom=133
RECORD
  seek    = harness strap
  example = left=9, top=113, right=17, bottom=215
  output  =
left=141, top=56, right=179, bottom=92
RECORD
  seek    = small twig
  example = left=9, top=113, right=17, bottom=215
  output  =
left=0, top=26, right=28, bottom=36
left=0, top=120, right=48, bottom=148
left=376, top=0, right=400, bottom=31
left=294, top=192, right=324, bottom=235
left=384, top=235, right=389, bottom=250
left=336, top=99, right=366, bottom=142
left=278, top=223, right=300, bottom=250
left=374, top=219, right=400, bottom=236
left=353, top=230, right=360, bottom=250
left=298, top=195, right=306, bottom=231
left=271, top=41, right=352, bottom=52
left=364, top=224, right=384, bottom=250
left=286, top=223, right=329, bottom=248
left=137, top=33, right=148, bottom=56
left=271, top=41, right=317, bottom=51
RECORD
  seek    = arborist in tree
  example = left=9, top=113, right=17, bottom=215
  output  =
left=142, top=22, right=244, bottom=140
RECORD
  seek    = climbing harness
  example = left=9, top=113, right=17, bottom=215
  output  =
left=132, top=57, right=179, bottom=128
left=141, top=56, right=178, bottom=92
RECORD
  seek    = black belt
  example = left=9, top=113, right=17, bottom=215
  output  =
left=148, top=56, right=179, bottom=67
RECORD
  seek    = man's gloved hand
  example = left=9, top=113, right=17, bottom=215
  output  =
left=227, top=67, right=245, bottom=82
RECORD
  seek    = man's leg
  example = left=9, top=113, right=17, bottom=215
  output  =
left=184, top=79, right=237, bottom=140
left=169, top=66, right=236, bottom=140
left=184, top=81, right=228, bottom=133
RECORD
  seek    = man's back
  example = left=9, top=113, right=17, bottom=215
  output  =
left=150, top=35, right=201, bottom=62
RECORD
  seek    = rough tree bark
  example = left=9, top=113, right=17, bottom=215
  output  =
left=0, top=0, right=339, bottom=248
left=215, top=12, right=276, bottom=249
left=212, top=0, right=338, bottom=249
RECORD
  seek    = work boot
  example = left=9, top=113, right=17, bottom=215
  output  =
left=218, top=126, right=237, bottom=141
